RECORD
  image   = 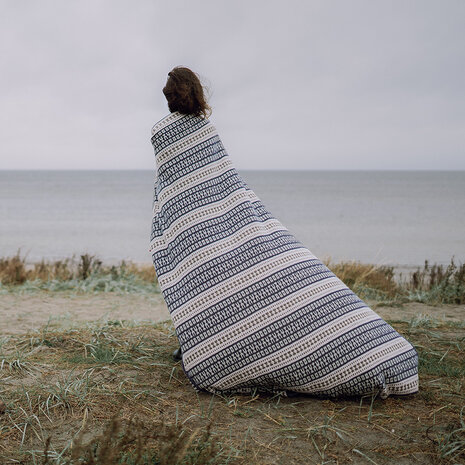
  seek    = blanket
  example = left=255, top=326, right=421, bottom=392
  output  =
left=148, top=111, right=419, bottom=398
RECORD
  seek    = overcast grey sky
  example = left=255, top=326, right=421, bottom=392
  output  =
left=1, top=0, right=464, bottom=170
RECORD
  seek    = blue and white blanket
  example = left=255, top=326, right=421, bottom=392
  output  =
left=149, top=111, right=419, bottom=398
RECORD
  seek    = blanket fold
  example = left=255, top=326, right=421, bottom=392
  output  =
left=149, top=111, right=419, bottom=398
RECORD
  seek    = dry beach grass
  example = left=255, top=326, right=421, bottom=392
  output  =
left=2, top=249, right=464, bottom=305
left=0, top=251, right=464, bottom=464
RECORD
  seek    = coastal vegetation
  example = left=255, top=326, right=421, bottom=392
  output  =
left=0, top=313, right=463, bottom=463
left=1, top=249, right=464, bottom=305
left=0, top=250, right=464, bottom=463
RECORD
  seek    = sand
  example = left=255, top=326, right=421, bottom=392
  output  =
left=0, top=291, right=463, bottom=336
left=0, top=292, right=170, bottom=335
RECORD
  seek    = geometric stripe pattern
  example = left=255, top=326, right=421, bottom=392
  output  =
left=149, top=111, right=419, bottom=398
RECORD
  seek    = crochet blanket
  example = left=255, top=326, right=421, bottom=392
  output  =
left=148, top=111, right=419, bottom=398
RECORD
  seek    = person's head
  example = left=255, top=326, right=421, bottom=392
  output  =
left=162, top=66, right=212, bottom=119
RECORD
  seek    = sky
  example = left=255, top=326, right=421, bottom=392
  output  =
left=0, top=0, right=464, bottom=170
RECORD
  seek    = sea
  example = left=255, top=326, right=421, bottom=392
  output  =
left=1, top=170, right=464, bottom=277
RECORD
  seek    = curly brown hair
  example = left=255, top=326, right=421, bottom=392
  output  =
left=162, top=66, right=212, bottom=119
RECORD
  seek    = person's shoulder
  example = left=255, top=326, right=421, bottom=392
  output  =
left=150, top=111, right=184, bottom=137
left=151, top=111, right=216, bottom=140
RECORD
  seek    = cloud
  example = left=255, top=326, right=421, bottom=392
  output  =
left=0, top=0, right=464, bottom=170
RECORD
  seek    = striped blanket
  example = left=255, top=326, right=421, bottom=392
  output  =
left=148, top=111, right=419, bottom=398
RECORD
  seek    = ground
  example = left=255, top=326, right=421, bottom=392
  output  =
left=0, top=291, right=463, bottom=335
left=0, top=291, right=464, bottom=464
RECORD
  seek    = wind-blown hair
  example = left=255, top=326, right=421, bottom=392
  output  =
left=162, top=66, right=212, bottom=119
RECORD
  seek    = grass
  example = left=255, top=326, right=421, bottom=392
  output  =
left=402, top=258, right=465, bottom=305
left=1, top=250, right=464, bottom=305
left=0, top=251, right=464, bottom=462
left=40, top=415, right=221, bottom=465
left=0, top=317, right=463, bottom=464
left=0, top=249, right=160, bottom=295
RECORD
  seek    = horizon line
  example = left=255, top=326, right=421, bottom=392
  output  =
left=1, top=168, right=464, bottom=172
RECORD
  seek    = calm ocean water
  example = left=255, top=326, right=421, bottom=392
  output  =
left=1, top=170, right=464, bottom=273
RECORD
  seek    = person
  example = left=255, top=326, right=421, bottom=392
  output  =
left=148, top=66, right=419, bottom=398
